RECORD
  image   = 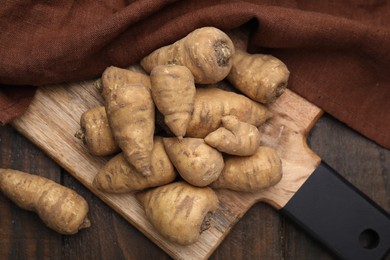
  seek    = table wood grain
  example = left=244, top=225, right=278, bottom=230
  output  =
left=1, top=113, right=389, bottom=260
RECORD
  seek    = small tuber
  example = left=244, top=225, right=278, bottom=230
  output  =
left=141, top=27, right=235, bottom=84
left=93, top=137, right=176, bottom=193
left=211, top=146, right=283, bottom=192
left=186, top=87, right=271, bottom=138
left=76, top=106, right=120, bottom=156
left=102, top=66, right=155, bottom=176
left=205, top=115, right=261, bottom=156
left=137, top=182, right=219, bottom=245
left=150, top=64, right=196, bottom=139
left=163, top=137, right=224, bottom=187
left=0, top=169, right=90, bottom=235
left=227, top=49, right=290, bottom=104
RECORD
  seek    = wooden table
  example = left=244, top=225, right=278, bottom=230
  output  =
left=0, top=113, right=389, bottom=259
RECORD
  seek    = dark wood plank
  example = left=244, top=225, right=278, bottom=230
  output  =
left=61, top=171, right=170, bottom=260
left=210, top=203, right=284, bottom=259
left=0, top=125, right=63, bottom=259
left=310, top=114, right=390, bottom=212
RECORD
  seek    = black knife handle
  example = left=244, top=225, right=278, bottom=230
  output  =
left=281, top=162, right=390, bottom=260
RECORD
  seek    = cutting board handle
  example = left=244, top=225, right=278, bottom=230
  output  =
left=281, top=162, right=390, bottom=260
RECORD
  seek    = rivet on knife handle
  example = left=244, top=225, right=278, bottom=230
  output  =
left=281, top=162, right=390, bottom=260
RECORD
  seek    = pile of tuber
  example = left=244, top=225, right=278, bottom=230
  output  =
left=0, top=169, right=90, bottom=235
left=72, top=26, right=289, bottom=245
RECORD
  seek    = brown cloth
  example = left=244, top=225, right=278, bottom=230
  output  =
left=0, top=0, right=389, bottom=148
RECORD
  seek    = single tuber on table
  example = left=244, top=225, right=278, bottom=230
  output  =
left=0, top=169, right=90, bottom=235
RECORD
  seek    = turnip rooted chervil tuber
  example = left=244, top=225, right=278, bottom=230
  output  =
left=0, top=169, right=90, bottom=235
left=227, top=48, right=290, bottom=104
left=163, top=137, right=224, bottom=187
left=150, top=64, right=196, bottom=139
left=186, top=87, right=271, bottom=138
left=141, top=27, right=235, bottom=84
left=205, top=115, right=261, bottom=156
left=211, top=146, right=283, bottom=192
left=137, top=182, right=219, bottom=245
left=93, top=137, right=176, bottom=193
left=102, top=66, right=155, bottom=177
left=76, top=106, right=120, bottom=156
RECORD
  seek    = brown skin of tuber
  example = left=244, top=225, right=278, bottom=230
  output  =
left=205, top=115, right=261, bottom=156
left=150, top=64, right=196, bottom=139
left=186, top=87, right=271, bottom=138
left=102, top=66, right=155, bottom=176
left=78, top=106, right=120, bottom=156
left=93, top=137, right=176, bottom=193
left=137, top=182, right=219, bottom=245
left=227, top=49, right=290, bottom=104
left=101, top=66, right=151, bottom=99
left=163, top=138, right=224, bottom=187
left=211, top=146, right=283, bottom=192
left=141, top=27, right=235, bottom=84
left=0, top=169, right=90, bottom=235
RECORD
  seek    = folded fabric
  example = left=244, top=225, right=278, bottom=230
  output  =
left=0, top=0, right=389, bottom=148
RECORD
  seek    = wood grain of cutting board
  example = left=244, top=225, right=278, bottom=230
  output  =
left=11, top=76, right=323, bottom=260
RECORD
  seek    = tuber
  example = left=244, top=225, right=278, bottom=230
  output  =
left=205, top=115, right=261, bottom=156
left=93, top=137, right=176, bottom=193
left=227, top=49, right=290, bottom=104
left=163, top=137, right=224, bottom=187
left=102, top=66, right=155, bottom=176
left=211, top=146, right=282, bottom=192
left=0, top=169, right=90, bottom=235
left=137, top=182, right=219, bottom=245
left=141, top=27, right=235, bottom=84
left=186, top=87, right=271, bottom=138
left=76, top=106, right=120, bottom=156
left=150, top=64, right=195, bottom=139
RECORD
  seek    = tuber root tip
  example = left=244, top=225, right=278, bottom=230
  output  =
left=200, top=211, right=213, bottom=233
left=214, top=40, right=232, bottom=67
left=79, top=217, right=91, bottom=230
left=94, top=79, right=103, bottom=93
left=74, top=129, right=86, bottom=144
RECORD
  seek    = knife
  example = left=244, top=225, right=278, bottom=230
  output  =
left=281, top=161, right=390, bottom=260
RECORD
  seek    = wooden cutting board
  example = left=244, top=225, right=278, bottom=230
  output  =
left=11, top=77, right=322, bottom=260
